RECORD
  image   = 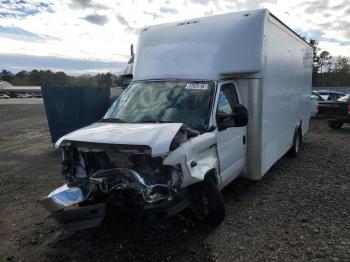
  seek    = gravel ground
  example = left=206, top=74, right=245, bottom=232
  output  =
left=0, top=103, right=349, bottom=262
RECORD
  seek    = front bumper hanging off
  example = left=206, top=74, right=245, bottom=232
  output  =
left=41, top=184, right=106, bottom=230
left=40, top=168, right=190, bottom=230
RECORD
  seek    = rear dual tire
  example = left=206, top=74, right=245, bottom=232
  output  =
left=287, top=128, right=302, bottom=157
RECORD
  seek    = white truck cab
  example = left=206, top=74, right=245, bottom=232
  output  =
left=41, top=9, right=312, bottom=230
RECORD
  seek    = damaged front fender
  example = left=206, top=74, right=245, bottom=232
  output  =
left=164, top=132, right=220, bottom=187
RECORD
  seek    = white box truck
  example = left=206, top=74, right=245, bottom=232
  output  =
left=41, top=9, right=313, bottom=230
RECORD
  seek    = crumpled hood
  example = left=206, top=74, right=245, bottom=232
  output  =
left=55, top=122, right=183, bottom=156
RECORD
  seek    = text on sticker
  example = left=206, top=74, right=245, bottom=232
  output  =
left=185, top=83, right=208, bottom=90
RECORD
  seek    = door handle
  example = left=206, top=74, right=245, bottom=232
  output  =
left=243, top=135, right=246, bottom=145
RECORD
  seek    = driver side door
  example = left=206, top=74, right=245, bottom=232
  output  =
left=216, top=82, right=247, bottom=188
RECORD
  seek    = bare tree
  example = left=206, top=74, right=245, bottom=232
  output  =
left=309, top=39, right=320, bottom=74
left=318, top=51, right=332, bottom=74
left=333, top=56, right=350, bottom=73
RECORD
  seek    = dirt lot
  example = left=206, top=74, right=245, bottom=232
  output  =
left=0, top=101, right=349, bottom=262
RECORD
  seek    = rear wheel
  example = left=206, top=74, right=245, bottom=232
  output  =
left=287, top=128, right=301, bottom=157
left=191, top=176, right=225, bottom=226
left=328, top=120, right=343, bottom=129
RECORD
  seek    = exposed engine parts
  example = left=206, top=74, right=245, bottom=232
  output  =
left=59, top=143, right=183, bottom=202
left=41, top=142, right=184, bottom=230
left=90, top=167, right=181, bottom=203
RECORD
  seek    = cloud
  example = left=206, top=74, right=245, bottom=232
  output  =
left=189, top=0, right=224, bottom=10
left=0, top=0, right=54, bottom=18
left=82, top=14, right=108, bottom=26
left=301, top=0, right=349, bottom=14
left=1, top=0, right=350, bottom=74
left=190, top=0, right=212, bottom=4
left=159, top=7, right=178, bottom=14
left=189, top=0, right=273, bottom=12
left=295, top=28, right=324, bottom=40
left=0, top=25, right=58, bottom=42
left=317, top=19, right=350, bottom=40
left=116, top=14, right=128, bottom=26
left=143, top=11, right=161, bottom=20
left=330, top=20, right=350, bottom=32
left=296, top=28, right=350, bottom=46
left=116, top=13, right=137, bottom=33
left=302, top=0, right=329, bottom=14
left=319, top=40, right=350, bottom=60
left=322, top=38, right=350, bottom=46
left=0, top=53, right=125, bottom=75
left=69, top=0, right=107, bottom=10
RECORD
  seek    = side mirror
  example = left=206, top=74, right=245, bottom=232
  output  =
left=217, top=104, right=248, bottom=130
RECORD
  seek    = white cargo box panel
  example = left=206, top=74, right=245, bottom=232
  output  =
left=257, top=15, right=312, bottom=178
left=133, top=9, right=267, bottom=80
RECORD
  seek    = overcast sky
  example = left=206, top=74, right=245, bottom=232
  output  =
left=0, top=0, right=349, bottom=75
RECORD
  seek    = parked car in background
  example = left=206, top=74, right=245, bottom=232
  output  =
left=318, top=94, right=350, bottom=129
left=311, top=91, right=325, bottom=117
left=17, top=93, right=33, bottom=98
left=315, top=90, right=346, bottom=101
left=0, top=94, right=10, bottom=99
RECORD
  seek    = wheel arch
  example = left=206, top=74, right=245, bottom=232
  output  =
left=204, top=168, right=221, bottom=188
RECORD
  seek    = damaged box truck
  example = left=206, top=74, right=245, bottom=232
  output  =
left=41, top=9, right=312, bottom=230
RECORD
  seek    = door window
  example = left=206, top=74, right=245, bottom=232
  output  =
left=216, top=84, right=239, bottom=121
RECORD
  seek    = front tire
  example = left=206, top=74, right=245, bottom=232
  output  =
left=328, top=120, right=343, bottom=129
left=191, top=176, right=225, bottom=227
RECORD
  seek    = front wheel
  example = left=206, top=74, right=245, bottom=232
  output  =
left=328, top=120, right=343, bottom=129
left=191, top=176, right=225, bottom=227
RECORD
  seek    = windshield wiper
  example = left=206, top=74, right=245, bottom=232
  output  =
left=100, top=118, right=127, bottom=123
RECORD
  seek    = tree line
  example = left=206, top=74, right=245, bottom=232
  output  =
left=1, top=40, right=350, bottom=87
left=308, top=39, right=350, bottom=87
left=0, top=69, right=117, bottom=88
